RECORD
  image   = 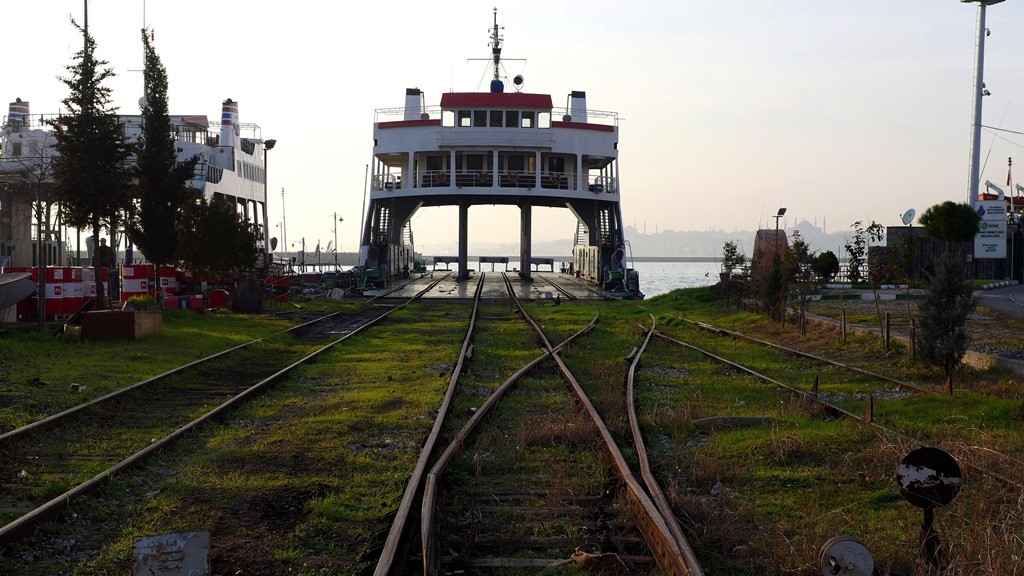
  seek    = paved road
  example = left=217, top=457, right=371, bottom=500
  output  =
left=976, top=284, right=1024, bottom=320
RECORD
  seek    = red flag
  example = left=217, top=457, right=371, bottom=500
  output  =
left=1008, top=167, right=1012, bottom=186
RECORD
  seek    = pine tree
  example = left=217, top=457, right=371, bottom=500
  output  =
left=51, top=19, right=133, bottom=305
left=915, top=252, right=974, bottom=394
left=127, top=29, right=199, bottom=303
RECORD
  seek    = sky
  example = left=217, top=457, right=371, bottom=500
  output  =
left=6, top=1, right=1024, bottom=254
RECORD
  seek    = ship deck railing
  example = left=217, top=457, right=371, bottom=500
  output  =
left=374, top=105, right=618, bottom=127
left=374, top=171, right=617, bottom=194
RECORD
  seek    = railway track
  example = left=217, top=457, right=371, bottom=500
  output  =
left=0, top=274, right=452, bottom=548
left=375, top=273, right=702, bottom=575
left=646, top=326, right=1024, bottom=491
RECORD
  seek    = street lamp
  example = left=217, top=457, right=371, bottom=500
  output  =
left=963, top=0, right=1005, bottom=208
left=772, top=207, right=787, bottom=239
left=263, top=139, right=276, bottom=253
left=291, top=238, right=306, bottom=272
left=333, top=213, right=343, bottom=268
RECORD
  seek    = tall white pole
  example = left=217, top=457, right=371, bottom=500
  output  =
left=968, top=2, right=991, bottom=209
left=280, top=187, right=287, bottom=256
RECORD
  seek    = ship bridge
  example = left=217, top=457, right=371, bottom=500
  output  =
left=361, top=86, right=627, bottom=286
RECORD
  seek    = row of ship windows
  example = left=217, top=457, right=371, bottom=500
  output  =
left=236, top=160, right=265, bottom=183
left=441, top=110, right=552, bottom=129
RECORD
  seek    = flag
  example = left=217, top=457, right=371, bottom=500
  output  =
left=1008, top=167, right=1012, bottom=186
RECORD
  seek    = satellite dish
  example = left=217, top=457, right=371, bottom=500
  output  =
left=901, top=209, right=916, bottom=226
left=270, top=237, right=278, bottom=251
left=138, top=96, right=148, bottom=111
left=819, top=536, right=874, bottom=576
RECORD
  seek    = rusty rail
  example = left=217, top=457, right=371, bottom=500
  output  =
left=503, top=274, right=702, bottom=576
left=373, top=273, right=485, bottom=576
left=0, top=275, right=451, bottom=547
left=650, top=329, right=1024, bottom=492
left=682, top=318, right=936, bottom=395
left=626, top=315, right=704, bottom=571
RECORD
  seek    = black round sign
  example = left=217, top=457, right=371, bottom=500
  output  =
left=896, top=447, right=962, bottom=509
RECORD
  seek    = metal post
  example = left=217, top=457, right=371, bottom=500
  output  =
left=967, top=1, right=995, bottom=209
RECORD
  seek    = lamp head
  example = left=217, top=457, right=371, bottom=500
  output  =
left=777, top=207, right=787, bottom=216
left=265, top=139, right=277, bottom=150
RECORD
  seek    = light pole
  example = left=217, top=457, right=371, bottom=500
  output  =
left=333, top=213, right=343, bottom=268
left=292, top=238, right=305, bottom=272
left=964, top=0, right=1004, bottom=209
left=263, top=139, right=276, bottom=253
left=281, top=187, right=288, bottom=259
left=772, top=207, right=787, bottom=247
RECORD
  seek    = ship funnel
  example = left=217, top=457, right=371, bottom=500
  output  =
left=8, top=98, right=29, bottom=127
left=569, top=91, right=587, bottom=123
left=404, top=88, right=424, bottom=121
left=220, top=98, right=239, bottom=146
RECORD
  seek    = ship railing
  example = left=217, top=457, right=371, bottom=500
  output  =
left=374, top=106, right=444, bottom=123
left=374, top=173, right=402, bottom=191
left=551, top=107, right=618, bottom=127
left=541, top=171, right=574, bottom=190
left=192, top=162, right=223, bottom=185
left=587, top=175, right=617, bottom=194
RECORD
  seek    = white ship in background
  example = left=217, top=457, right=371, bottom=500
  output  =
left=0, top=97, right=272, bottom=266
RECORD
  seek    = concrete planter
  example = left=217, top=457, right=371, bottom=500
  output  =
left=80, top=310, right=163, bottom=340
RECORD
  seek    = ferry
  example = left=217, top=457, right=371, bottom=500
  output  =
left=0, top=97, right=273, bottom=266
left=357, top=10, right=641, bottom=298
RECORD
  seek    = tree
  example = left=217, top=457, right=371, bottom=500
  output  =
left=720, top=240, right=746, bottom=275
left=844, top=220, right=884, bottom=285
left=916, top=251, right=975, bottom=394
left=811, top=250, right=840, bottom=284
left=919, top=201, right=981, bottom=256
left=784, top=230, right=816, bottom=334
left=51, top=19, right=133, bottom=305
left=176, top=196, right=263, bottom=279
left=126, top=28, right=199, bottom=303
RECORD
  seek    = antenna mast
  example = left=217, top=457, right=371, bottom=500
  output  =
left=489, top=8, right=502, bottom=81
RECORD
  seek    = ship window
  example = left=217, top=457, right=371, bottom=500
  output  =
left=505, top=111, right=519, bottom=128
left=466, top=155, right=485, bottom=171
left=473, top=110, right=487, bottom=127
left=457, top=110, right=470, bottom=127
left=538, top=112, right=551, bottom=129
left=489, top=110, right=503, bottom=127
left=521, top=112, right=534, bottom=128
left=426, top=156, right=443, bottom=171
left=507, top=155, right=526, bottom=171
left=443, top=110, right=456, bottom=127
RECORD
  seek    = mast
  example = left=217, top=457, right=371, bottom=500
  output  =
left=490, top=8, right=502, bottom=81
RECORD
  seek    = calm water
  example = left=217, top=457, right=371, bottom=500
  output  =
left=630, top=261, right=719, bottom=297
left=467, top=259, right=717, bottom=298
left=317, top=260, right=718, bottom=298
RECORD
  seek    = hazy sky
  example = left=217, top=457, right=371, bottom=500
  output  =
left=7, top=1, right=1024, bottom=254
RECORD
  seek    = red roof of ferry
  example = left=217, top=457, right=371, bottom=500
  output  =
left=440, top=92, right=552, bottom=109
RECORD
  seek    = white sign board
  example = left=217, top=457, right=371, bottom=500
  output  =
left=974, top=200, right=1007, bottom=259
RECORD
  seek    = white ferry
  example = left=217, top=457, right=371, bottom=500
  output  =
left=0, top=97, right=273, bottom=266
left=358, top=10, right=641, bottom=298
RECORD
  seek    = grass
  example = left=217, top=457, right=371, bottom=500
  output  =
left=2, top=288, right=1023, bottom=574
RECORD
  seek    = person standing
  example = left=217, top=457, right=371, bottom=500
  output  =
left=96, top=238, right=118, bottom=304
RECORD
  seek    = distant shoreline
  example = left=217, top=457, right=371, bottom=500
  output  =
left=422, top=256, right=719, bottom=263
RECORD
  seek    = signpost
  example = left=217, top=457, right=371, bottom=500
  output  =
left=974, top=200, right=1007, bottom=259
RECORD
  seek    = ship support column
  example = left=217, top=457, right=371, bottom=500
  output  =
left=520, top=203, right=532, bottom=282
left=458, top=201, right=469, bottom=281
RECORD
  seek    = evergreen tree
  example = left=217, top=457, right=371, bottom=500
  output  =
left=177, top=196, right=262, bottom=278
left=915, top=252, right=975, bottom=394
left=127, top=29, right=199, bottom=300
left=51, top=20, right=133, bottom=305
left=919, top=201, right=981, bottom=254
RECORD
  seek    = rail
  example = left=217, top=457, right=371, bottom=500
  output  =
left=0, top=276, right=450, bottom=546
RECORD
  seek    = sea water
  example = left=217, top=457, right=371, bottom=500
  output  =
left=319, top=260, right=719, bottom=298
